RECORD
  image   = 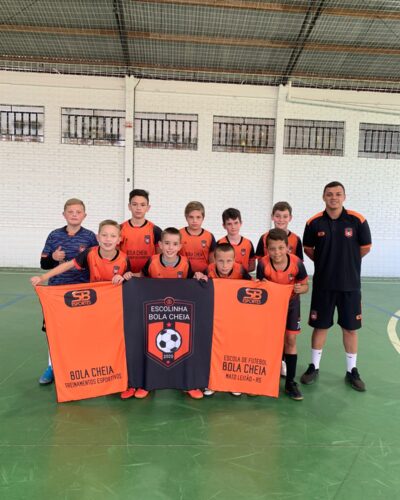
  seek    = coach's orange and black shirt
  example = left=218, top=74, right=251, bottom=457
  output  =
left=142, top=254, right=193, bottom=279
left=179, top=228, right=216, bottom=273
left=119, top=220, right=162, bottom=273
left=74, top=246, right=130, bottom=282
left=303, top=208, right=372, bottom=291
left=256, top=231, right=303, bottom=260
left=257, top=253, right=308, bottom=298
left=206, top=262, right=251, bottom=280
left=217, top=236, right=255, bottom=271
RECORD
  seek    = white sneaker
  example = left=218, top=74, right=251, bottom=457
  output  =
left=231, top=392, right=242, bottom=397
left=280, top=360, right=287, bottom=377
left=203, top=388, right=215, bottom=396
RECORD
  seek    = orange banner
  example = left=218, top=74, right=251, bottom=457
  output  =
left=208, top=280, right=292, bottom=397
left=36, top=282, right=127, bottom=402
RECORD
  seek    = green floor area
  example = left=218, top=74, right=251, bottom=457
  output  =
left=1, top=271, right=400, bottom=499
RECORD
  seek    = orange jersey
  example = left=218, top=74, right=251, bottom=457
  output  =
left=119, top=220, right=162, bottom=273
left=142, top=254, right=193, bottom=279
left=74, top=247, right=129, bottom=282
left=207, top=262, right=251, bottom=280
left=256, top=231, right=303, bottom=260
left=256, top=254, right=308, bottom=297
left=217, top=236, right=255, bottom=271
left=179, top=228, right=217, bottom=272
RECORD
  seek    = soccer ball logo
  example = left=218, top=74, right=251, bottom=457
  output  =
left=156, top=328, right=182, bottom=354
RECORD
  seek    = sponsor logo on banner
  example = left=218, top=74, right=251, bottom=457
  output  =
left=64, top=289, right=97, bottom=308
left=237, top=287, right=268, bottom=305
left=345, top=228, right=353, bottom=238
left=144, top=296, right=194, bottom=368
left=144, top=235, right=151, bottom=244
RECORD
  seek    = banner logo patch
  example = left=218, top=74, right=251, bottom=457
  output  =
left=237, top=287, right=268, bottom=305
left=145, top=297, right=194, bottom=367
left=64, top=289, right=97, bottom=308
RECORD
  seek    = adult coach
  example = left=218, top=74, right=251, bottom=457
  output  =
left=300, top=181, right=372, bottom=391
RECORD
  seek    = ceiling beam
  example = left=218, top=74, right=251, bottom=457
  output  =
left=2, top=25, right=400, bottom=56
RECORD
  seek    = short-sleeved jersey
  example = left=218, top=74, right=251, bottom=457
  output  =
left=119, top=220, right=162, bottom=273
left=256, top=230, right=303, bottom=260
left=179, top=228, right=217, bottom=273
left=74, top=246, right=129, bottom=282
left=217, top=236, right=255, bottom=271
left=41, top=226, right=98, bottom=285
left=257, top=254, right=308, bottom=299
left=206, top=262, right=251, bottom=280
left=303, top=208, right=372, bottom=291
left=142, top=254, right=193, bottom=279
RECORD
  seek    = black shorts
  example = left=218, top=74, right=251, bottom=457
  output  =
left=286, top=296, right=301, bottom=334
left=309, top=289, right=362, bottom=331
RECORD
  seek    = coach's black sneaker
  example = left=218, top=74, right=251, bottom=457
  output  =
left=300, top=363, right=319, bottom=385
left=285, top=381, right=303, bottom=401
left=345, top=367, right=366, bottom=392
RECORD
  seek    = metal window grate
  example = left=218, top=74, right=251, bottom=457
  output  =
left=0, top=104, right=44, bottom=142
left=212, top=116, right=275, bottom=153
left=284, top=119, right=344, bottom=156
left=134, top=113, right=198, bottom=150
left=61, top=108, right=125, bottom=146
left=359, top=123, right=400, bottom=159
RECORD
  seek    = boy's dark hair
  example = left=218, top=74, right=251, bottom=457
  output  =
left=161, top=227, right=181, bottom=241
left=272, top=201, right=292, bottom=215
left=98, top=219, right=121, bottom=233
left=214, top=242, right=235, bottom=257
left=266, top=228, right=288, bottom=246
left=185, top=201, right=205, bottom=217
left=323, top=181, right=345, bottom=195
left=129, top=189, right=149, bottom=203
left=222, top=208, right=242, bottom=224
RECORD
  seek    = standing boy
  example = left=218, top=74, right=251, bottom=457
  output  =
left=217, top=208, right=255, bottom=272
left=119, top=189, right=162, bottom=274
left=37, top=198, right=98, bottom=385
left=300, top=182, right=371, bottom=391
left=257, top=229, right=309, bottom=401
left=122, top=227, right=203, bottom=400
left=179, top=201, right=216, bottom=273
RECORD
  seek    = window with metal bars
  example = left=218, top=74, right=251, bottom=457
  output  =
left=284, top=119, right=344, bottom=156
left=61, top=108, right=125, bottom=146
left=212, top=116, right=275, bottom=153
left=359, top=123, right=400, bottom=159
left=134, top=113, right=198, bottom=150
left=0, top=104, right=44, bottom=142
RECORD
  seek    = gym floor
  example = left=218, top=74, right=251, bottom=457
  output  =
left=1, top=270, right=399, bottom=499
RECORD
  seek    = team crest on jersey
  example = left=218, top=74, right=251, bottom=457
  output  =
left=201, top=239, right=207, bottom=248
left=240, top=248, right=246, bottom=256
left=177, top=271, right=183, bottom=278
left=144, top=297, right=193, bottom=368
left=288, top=273, right=294, bottom=281
left=344, top=228, right=353, bottom=238
left=144, top=235, right=151, bottom=244
left=113, top=266, right=120, bottom=275
left=317, top=231, right=325, bottom=237
left=310, top=310, right=318, bottom=321
left=79, top=245, right=86, bottom=252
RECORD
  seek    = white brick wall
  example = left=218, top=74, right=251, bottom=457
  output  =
left=1, top=72, right=399, bottom=276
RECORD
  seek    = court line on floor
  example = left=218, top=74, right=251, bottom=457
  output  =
left=387, top=309, right=400, bottom=355
left=0, top=294, right=30, bottom=311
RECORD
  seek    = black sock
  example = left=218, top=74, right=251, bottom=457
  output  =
left=285, top=354, right=297, bottom=384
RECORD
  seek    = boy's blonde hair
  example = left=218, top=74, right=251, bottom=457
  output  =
left=64, top=198, right=86, bottom=211
left=98, top=219, right=121, bottom=233
left=184, top=201, right=205, bottom=217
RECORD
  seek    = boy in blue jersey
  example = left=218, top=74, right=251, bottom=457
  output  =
left=38, top=198, right=97, bottom=385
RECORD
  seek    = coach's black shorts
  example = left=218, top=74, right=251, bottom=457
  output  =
left=286, top=296, right=301, bottom=334
left=308, top=289, right=362, bottom=331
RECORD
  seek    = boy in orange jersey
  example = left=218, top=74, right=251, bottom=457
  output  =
left=198, top=242, right=251, bottom=396
left=257, top=228, right=308, bottom=401
left=30, top=220, right=129, bottom=286
left=218, top=208, right=255, bottom=272
left=121, top=227, right=203, bottom=401
left=119, top=189, right=162, bottom=274
left=179, top=201, right=216, bottom=273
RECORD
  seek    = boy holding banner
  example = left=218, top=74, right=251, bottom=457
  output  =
left=257, top=228, right=309, bottom=401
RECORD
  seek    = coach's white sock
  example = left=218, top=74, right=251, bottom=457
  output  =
left=48, top=352, right=52, bottom=368
left=346, top=353, right=357, bottom=372
left=311, top=349, right=323, bottom=369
